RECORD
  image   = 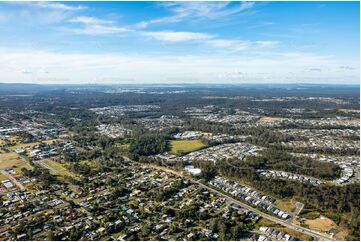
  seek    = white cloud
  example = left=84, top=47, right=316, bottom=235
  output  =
left=141, top=31, right=212, bottom=42
left=206, top=39, right=279, bottom=51
left=1, top=1, right=86, bottom=25
left=135, top=1, right=255, bottom=29
left=33, top=1, right=87, bottom=11
left=140, top=30, right=278, bottom=52
left=67, top=16, right=128, bottom=35
left=70, top=16, right=113, bottom=25
left=163, top=1, right=255, bottom=19
left=7, top=1, right=86, bottom=11
left=0, top=48, right=358, bottom=84
left=134, top=15, right=182, bottom=29
left=255, top=41, right=279, bottom=48
left=206, top=39, right=251, bottom=51
left=66, top=25, right=128, bottom=35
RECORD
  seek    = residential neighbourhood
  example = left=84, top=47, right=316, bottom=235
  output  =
left=0, top=0, right=360, bottom=241
left=0, top=84, right=359, bottom=241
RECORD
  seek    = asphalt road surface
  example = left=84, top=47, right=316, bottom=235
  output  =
left=141, top=162, right=334, bottom=241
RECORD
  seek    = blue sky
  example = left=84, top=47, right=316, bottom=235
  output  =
left=0, top=1, right=359, bottom=84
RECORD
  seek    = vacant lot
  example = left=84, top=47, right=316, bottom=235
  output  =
left=41, top=159, right=76, bottom=178
left=0, top=152, right=24, bottom=169
left=14, top=163, right=33, bottom=173
left=0, top=173, right=8, bottom=181
left=300, top=211, right=347, bottom=240
left=8, top=142, right=40, bottom=150
left=80, top=159, right=100, bottom=169
left=259, top=117, right=280, bottom=123
left=170, top=140, right=206, bottom=155
left=305, top=215, right=337, bottom=232
left=114, top=143, right=130, bottom=150
left=8, top=139, right=61, bottom=151
left=274, top=199, right=296, bottom=213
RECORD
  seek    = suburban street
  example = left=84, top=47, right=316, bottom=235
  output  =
left=0, top=169, right=25, bottom=190
left=139, top=161, right=335, bottom=241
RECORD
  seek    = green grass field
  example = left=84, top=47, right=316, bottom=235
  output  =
left=14, top=163, right=33, bottom=173
left=170, top=139, right=206, bottom=156
left=42, top=159, right=76, bottom=178
left=114, top=143, right=130, bottom=149
left=0, top=173, right=9, bottom=181
left=0, top=152, right=24, bottom=169
left=8, top=142, right=40, bottom=150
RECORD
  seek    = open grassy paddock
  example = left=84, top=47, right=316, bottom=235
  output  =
left=13, top=163, right=33, bottom=174
left=0, top=173, right=9, bottom=181
left=305, top=215, right=337, bottom=232
left=8, top=139, right=62, bottom=151
left=170, top=139, right=206, bottom=155
left=80, top=159, right=100, bottom=169
left=0, top=152, right=25, bottom=169
left=8, top=142, right=40, bottom=150
left=114, top=143, right=130, bottom=150
left=41, top=159, right=76, bottom=178
left=259, top=117, right=280, bottom=123
left=274, top=199, right=296, bottom=213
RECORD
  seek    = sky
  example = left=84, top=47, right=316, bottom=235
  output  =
left=0, top=1, right=359, bottom=84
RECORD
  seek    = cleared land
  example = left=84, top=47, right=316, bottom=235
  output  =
left=80, top=159, right=100, bottom=169
left=259, top=117, right=280, bottom=123
left=170, top=139, right=206, bottom=155
left=8, top=142, right=40, bottom=150
left=0, top=173, right=8, bottom=180
left=41, top=159, right=76, bottom=178
left=114, top=143, right=130, bottom=149
left=13, top=163, right=33, bottom=173
left=299, top=211, right=347, bottom=240
left=0, top=152, right=24, bottom=169
left=8, top=139, right=61, bottom=150
left=274, top=199, right=297, bottom=213
left=305, top=215, right=337, bottom=232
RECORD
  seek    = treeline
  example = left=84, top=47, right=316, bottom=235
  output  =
left=22, top=165, right=58, bottom=187
left=243, top=149, right=341, bottom=180
left=128, top=134, right=169, bottom=160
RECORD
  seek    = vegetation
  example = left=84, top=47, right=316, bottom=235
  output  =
left=0, top=152, right=24, bottom=169
left=129, top=134, right=169, bottom=160
left=0, top=84, right=359, bottom=240
left=196, top=159, right=359, bottom=240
